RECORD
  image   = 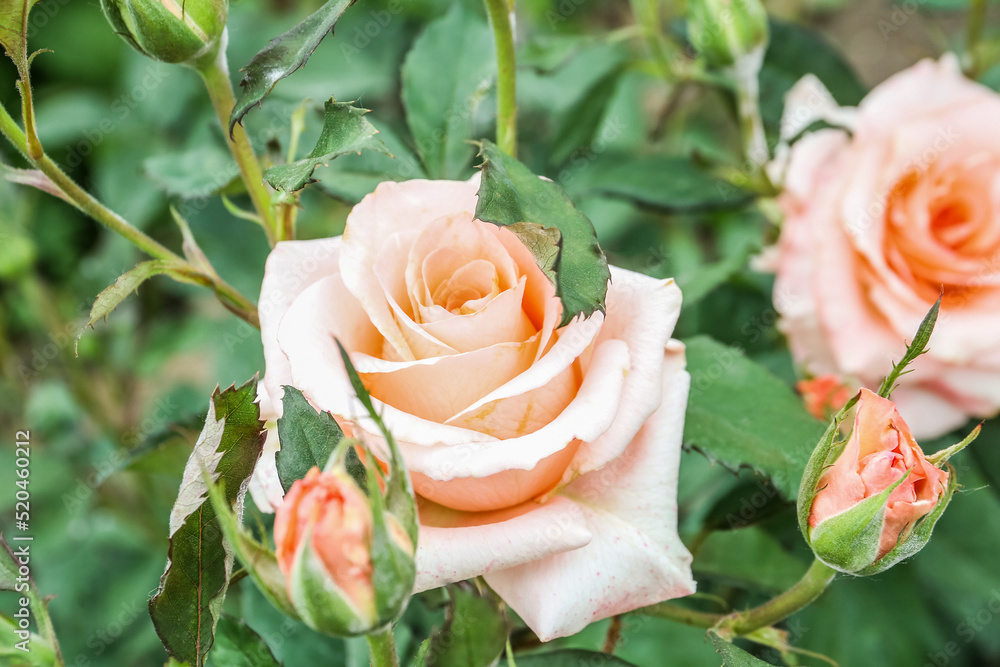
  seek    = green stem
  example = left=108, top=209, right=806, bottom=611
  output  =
left=630, top=0, right=681, bottom=81
left=729, top=48, right=775, bottom=195
left=1, top=537, right=64, bottom=666
left=483, top=0, right=518, bottom=156
left=640, top=559, right=836, bottom=635
left=195, top=47, right=278, bottom=244
left=366, top=626, right=399, bottom=667
left=966, top=0, right=987, bottom=77
left=0, top=102, right=261, bottom=329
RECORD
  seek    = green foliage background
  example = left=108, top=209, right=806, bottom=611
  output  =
left=2, top=0, right=1000, bottom=665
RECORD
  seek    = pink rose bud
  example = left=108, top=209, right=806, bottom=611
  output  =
left=799, top=388, right=954, bottom=575
left=797, top=375, right=851, bottom=421
left=274, top=466, right=414, bottom=635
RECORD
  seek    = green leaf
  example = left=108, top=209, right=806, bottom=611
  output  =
left=228, top=0, right=355, bottom=134
left=475, top=140, right=610, bottom=327
left=0, top=0, right=38, bottom=70
left=512, top=650, right=638, bottom=666
left=0, top=535, right=18, bottom=591
left=695, top=527, right=807, bottom=594
left=144, top=145, right=238, bottom=199
left=549, top=66, right=624, bottom=165
left=426, top=585, right=507, bottom=667
left=0, top=614, right=56, bottom=667
left=682, top=336, right=827, bottom=499
left=709, top=632, right=778, bottom=666
left=263, top=100, right=391, bottom=193
left=401, top=3, right=493, bottom=179
left=576, top=155, right=752, bottom=213
left=76, top=258, right=199, bottom=354
left=275, top=385, right=347, bottom=492
left=210, top=616, right=282, bottom=667
left=149, top=377, right=267, bottom=667
left=0, top=164, right=72, bottom=204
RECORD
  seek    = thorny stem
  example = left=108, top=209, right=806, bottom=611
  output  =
left=366, top=625, right=399, bottom=667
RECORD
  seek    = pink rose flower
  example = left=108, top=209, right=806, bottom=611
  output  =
left=253, top=177, right=695, bottom=640
left=797, top=374, right=851, bottom=421
left=771, top=55, right=1000, bottom=438
left=809, top=388, right=950, bottom=559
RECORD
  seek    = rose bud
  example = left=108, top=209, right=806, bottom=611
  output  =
left=274, top=465, right=415, bottom=635
left=100, top=0, right=227, bottom=66
left=797, top=375, right=851, bottom=421
left=687, top=0, right=769, bottom=68
left=798, top=388, right=961, bottom=575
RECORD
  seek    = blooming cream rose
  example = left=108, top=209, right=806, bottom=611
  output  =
left=250, top=176, right=695, bottom=640
left=771, top=56, right=1000, bottom=438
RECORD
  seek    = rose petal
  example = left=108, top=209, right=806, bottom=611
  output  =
left=484, top=344, right=696, bottom=640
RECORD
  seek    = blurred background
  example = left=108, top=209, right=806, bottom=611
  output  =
left=2, top=0, right=1000, bottom=664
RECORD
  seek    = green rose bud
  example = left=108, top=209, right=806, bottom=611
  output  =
left=100, top=0, right=227, bottom=65
left=687, top=0, right=769, bottom=68
left=274, top=460, right=415, bottom=636
left=797, top=389, right=975, bottom=575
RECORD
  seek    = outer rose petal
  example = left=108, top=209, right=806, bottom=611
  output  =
left=413, top=496, right=592, bottom=592
left=259, top=238, right=343, bottom=417
left=248, top=384, right=284, bottom=513
left=560, top=267, right=683, bottom=482
left=484, top=342, right=695, bottom=640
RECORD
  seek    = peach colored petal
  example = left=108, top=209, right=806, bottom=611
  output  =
left=413, top=496, right=592, bottom=592
left=560, top=269, right=683, bottom=483
left=485, top=344, right=695, bottom=640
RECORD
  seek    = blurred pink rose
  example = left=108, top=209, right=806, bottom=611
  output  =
left=771, top=56, right=1000, bottom=438
left=809, top=389, right=949, bottom=559
left=797, top=375, right=851, bottom=421
left=253, top=177, right=695, bottom=640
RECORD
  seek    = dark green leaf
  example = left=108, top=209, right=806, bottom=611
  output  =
left=229, top=0, right=356, bottom=134
left=549, top=66, right=623, bottom=165
left=149, top=377, right=267, bottom=666
left=426, top=586, right=506, bottom=667
left=275, top=385, right=346, bottom=492
left=401, top=3, right=493, bottom=179
left=476, top=140, right=610, bottom=327
left=710, top=632, right=778, bottom=666
left=683, top=336, right=827, bottom=499
left=211, top=616, right=282, bottom=667
left=513, top=650, right=638, bottom=666
left=695, top=527, right=807, bottom=593
left=263, top=100, right=390, bottom=193
left=577, top=155, right=752, bottom=213
left=0, top=614, right=56, bottom=667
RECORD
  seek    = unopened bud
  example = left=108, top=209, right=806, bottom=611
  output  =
left=687, top=0, right=769, bottom=68
left=100, top=0, right=227, bottom=65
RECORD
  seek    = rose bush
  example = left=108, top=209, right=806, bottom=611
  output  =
left=250, top=176, right=695, bottom=640
left=770, top=55, right=1000, bottom=438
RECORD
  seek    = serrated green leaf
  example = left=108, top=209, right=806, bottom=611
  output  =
left=275, top=385, right=346, bottom=492
left=577, top=155, right=752, bottom=213
left=210, top=616, right=282, bottom=667
left=76, top=258, right=201, bottom=353
left=426, top=585, right=507, bottom=667
left=229, top=0, right=356, bottom=134
left=513, top=650, right=638, bottom=666
left=683, top=336, right=827, bottom=499
left=549, top=65, right=624, bottom=166
left=401, top=3, right=493, bottom=179
left=475, top=140, right=610, bottom=327
left=695, top=527, right=807, bottom=594
left=263, top=100, right=390, bottom=193
left=709, top=632, right=779, bottom=666
left=149, top=377, right=267, bottom=666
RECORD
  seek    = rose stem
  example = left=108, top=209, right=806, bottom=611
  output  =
left=641, top=558, right=837, bottom=635
left=483, top=0, right=518, bottom=157
left=0, top=99, right=260, bottom=328
left=966, top=0, right=987, bottom=78
left=366, top=626, right=400, bottom=667
left=194, top=43, right=279, bottom=245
